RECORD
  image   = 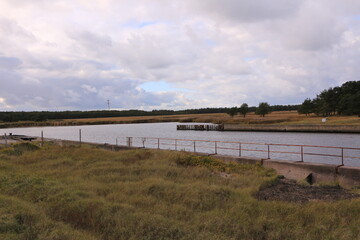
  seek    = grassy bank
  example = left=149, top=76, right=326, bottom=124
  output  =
left=0, top=143, right=359, bottom=239
left=1, top=111, right=359, bottom=129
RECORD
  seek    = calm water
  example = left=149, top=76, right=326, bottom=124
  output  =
left=1, top=122, right=360, bottom=167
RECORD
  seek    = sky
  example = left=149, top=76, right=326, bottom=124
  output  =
left=1, top=0, right=360, bottom=111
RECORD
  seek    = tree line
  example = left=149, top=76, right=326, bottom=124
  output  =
left=298, top=81, right=360, bottom=117
left=4, top=80, right=356, bottom=122
left=226, top=103, right=298, bottom=118
left=0, top=104, right=299, bottom=122
left=228, top=81, right=360, bottom=118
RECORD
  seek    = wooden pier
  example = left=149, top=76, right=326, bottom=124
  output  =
left=177, top=124, right=224, bottom=131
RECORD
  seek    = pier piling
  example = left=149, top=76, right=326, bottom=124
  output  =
left=177, top=124, right=223, bottom=131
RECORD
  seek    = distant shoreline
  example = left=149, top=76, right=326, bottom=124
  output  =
left=2, top=120, right=360, bottom=134
left=0, top=118, right=181, bottom=129
left=1, top=111, right=359, bottom=132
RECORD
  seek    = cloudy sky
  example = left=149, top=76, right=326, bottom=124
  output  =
left=0, top=0, right=360, bottom=111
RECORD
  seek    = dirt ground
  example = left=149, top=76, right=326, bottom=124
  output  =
left=255, top=178, right=360, bottom=203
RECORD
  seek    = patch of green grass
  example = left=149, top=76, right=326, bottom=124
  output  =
left=0, top=144, right=359, bottom=239
left=0, top=142, right=40, bottom=156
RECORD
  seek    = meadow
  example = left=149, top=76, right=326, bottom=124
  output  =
left=0, top=142, right=359, bottom=239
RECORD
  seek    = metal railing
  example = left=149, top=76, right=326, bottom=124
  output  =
left=3, top=130, right=359, bottom=167
left=115, top=136, right=360, bottom=167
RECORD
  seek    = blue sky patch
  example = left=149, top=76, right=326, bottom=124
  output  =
left=205, top=39, right=216, bottom=47
left=123, top=20, right=158, bottom=29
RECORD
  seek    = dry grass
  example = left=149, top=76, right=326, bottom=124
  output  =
left=1, top=111, right=359, bottom=128
left=64, top=111, right=360, bottom=126
left=0, top=143, right=359, bottom=239
left=63, top=113, right=227, bottom=123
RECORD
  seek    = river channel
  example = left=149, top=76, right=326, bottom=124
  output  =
left=1, top=122, right=359, bottom=167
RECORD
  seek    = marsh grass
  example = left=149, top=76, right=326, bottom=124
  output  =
left=0, top=143, right=359, bottom=239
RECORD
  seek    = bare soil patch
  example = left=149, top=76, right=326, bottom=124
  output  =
left=255, top=178, right=360, bottom=203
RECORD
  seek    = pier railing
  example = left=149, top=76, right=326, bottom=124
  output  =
left=115, top=136, right=360, bottom=166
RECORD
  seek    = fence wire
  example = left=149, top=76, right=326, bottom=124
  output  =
left=115, top=136, right=360, bottom=166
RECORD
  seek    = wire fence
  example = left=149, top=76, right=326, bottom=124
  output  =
left=115, top=136, right=360, bottom=167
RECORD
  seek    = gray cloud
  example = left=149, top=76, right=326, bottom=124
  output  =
left=190, top=0, right=303, bottom=22
left=68, top=30, right=113, bottom=57
left=0, top=18, right=35, bottom=40
left=0, top=0, right=360, bottom=110
left=278, top=1, right=346, bottom=51
left=0, top=71, right=181, bottom=110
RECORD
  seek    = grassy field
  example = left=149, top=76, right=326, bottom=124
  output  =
left=0, top=143, right=359, bottom=239
left=52, top=111, right=360, bottom=125
left=1, top=111, right=360, bottom=128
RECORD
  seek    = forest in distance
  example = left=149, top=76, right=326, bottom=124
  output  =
left=0, top=81, right=359, bottom=122
left=229, top=80, right=360, bottom=118
left=0, top=105, right=298, bottom=123
left=298, top=81, right=360, bottom=117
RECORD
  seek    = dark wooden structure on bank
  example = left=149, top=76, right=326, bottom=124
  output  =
left=177, top=124, right=224, bottom=131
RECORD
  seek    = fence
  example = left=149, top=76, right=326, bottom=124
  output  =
left=115, top=136, right=360, bottom=167
left=3, top=131, right=360, bottom=167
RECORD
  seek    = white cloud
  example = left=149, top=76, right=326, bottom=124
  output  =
left=0, top=0, right=360, bottom=111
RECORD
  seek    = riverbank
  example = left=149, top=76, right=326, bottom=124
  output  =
left=223, top=124, right=360, bottom=133
left=1, top=111, right=359, bottom=129
left=0, top=113, right=225, bottom=129
left=0, top=143, right=359, bottom=239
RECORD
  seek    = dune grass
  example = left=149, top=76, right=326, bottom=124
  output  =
left=0, top=143, right=359, bottom=239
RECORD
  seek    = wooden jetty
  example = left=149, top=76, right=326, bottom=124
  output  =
left=177, top=124, right=224, bottom=131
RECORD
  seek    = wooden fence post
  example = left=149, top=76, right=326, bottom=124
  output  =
left=4, top=133, right=8, bottom=147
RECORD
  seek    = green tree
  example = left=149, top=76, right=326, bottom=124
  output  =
left=298, top=98, right=314, bottom=116
left=314, top=87, right=341, bottom=116
left=338, top=92, right=360, bottom=116
left=337, top=81, right=360, bottom=116
left=256, top=102, right=271, bottom=117
left=227, top=107, right=238, bottom=118
left=239, top=103, right=249, bottom=117
left=308, top=81, right=360, bottom=117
